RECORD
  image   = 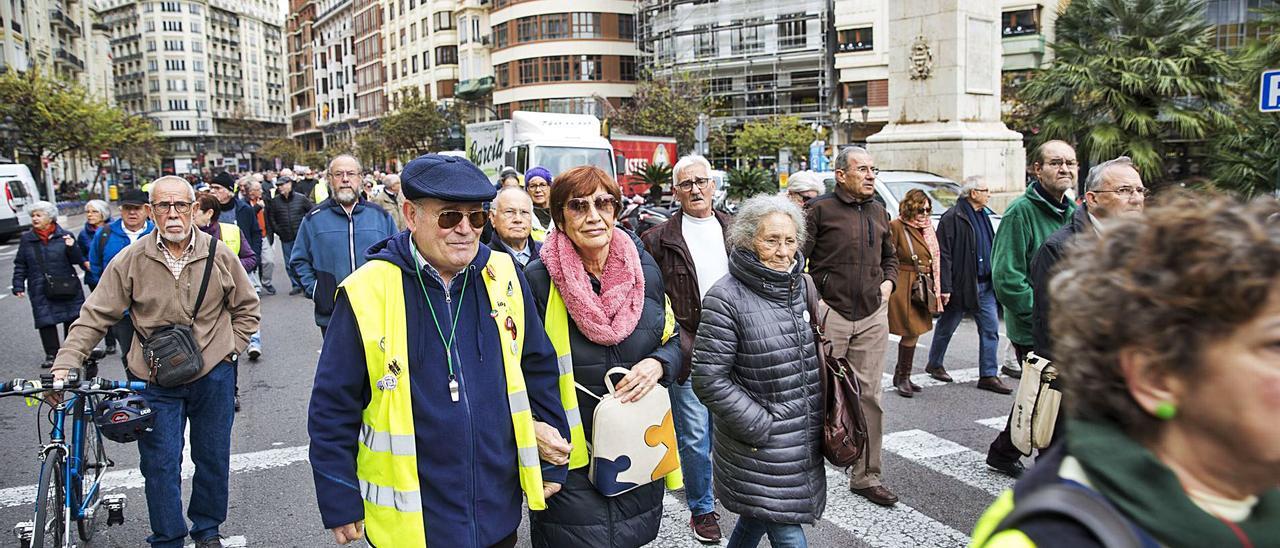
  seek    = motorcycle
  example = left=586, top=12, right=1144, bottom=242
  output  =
left=618, top=195, right=673, bottom=235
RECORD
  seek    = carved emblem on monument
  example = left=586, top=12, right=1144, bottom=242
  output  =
left=909, top=36, right=933, bottom=80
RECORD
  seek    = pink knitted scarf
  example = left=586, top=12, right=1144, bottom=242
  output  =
left=540, top=228, right=646, bottom=346
left=903, top=216, right=942, bottom=311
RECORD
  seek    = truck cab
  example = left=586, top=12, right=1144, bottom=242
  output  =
left=467, top=111, right=621, bottom=184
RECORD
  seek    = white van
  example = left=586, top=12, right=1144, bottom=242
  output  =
left=0, top=164, right=41, bottom=243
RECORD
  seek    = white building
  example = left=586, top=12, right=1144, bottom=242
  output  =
left=312, top=0, right=358, bottom=146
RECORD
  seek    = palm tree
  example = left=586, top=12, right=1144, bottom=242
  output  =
left=1019, top=0, right=1235, bottom=183
left=1207, top=6, right=1280, bottom=197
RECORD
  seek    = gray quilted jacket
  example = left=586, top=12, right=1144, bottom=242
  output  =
left=692, top=248, right=826, bottom=524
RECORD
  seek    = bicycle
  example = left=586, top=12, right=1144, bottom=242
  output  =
left=2, top=351, right=147, bottom=548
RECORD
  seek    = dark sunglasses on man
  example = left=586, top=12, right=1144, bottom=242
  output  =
left=436, top=209, right=488, bottom=229
left=565, top=195, right=618, bottom=215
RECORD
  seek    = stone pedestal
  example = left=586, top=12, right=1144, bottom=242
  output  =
left=867, top=0, right=1026, bottom=206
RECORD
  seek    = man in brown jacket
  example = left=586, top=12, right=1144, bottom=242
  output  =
left=640, top=154, right=731, bottom=542
left=370, top=173, right=407, bottom=231
left=52, top=176, right=260, bottom=548
left=803, top=146, right=901, bottom=506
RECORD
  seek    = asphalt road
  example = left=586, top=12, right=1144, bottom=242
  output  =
left=0, top=228, right=1022, bottom=548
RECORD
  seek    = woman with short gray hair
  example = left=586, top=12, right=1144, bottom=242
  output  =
left=11, top=200, right=89, bottom=368
left=78, top=198, right=118, bottom=353
left=694, top=194, right=824, bottom=547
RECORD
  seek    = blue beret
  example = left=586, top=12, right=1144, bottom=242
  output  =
left=524, top=166, right=552, bottom=185
left=400, top=154, right=497, bottom=202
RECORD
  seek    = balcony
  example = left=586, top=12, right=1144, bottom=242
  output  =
left=55, top=48, right=86, bottom=70
left=454, top=76, right=494, bottom=100
left=114, top=52, right=142, bottom=63
left=50, top=9, right=84, bottom=36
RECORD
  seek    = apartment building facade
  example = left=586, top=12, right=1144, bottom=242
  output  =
left=312, top=0, right=358, bottom=145
left=383, top=0, right=459, bottom=108
left=288, top=0, right=323, bottom=151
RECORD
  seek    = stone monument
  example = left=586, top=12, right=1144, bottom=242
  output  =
left=867, top=0, right=1026, bottom=206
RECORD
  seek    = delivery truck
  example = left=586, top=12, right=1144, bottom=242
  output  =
left=465, top=111, right=620, bottom=184
left=611, top=134, right=677, bottom=198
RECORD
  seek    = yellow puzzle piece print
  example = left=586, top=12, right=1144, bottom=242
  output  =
left=644, top=410, right=681, bottom=481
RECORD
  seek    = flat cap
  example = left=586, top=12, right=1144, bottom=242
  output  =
left=400, top=154, right=496, bottom=202
left=120, top=189, right=149, bottom=205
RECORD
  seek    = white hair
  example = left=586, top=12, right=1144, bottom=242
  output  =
left=671, top=154, right=712, bottom=185
left=148, top=176, right=196, bottom=201
left=494, top=186, right=532, bottom=207
left=834, top=146, right=871, bottom=172
left=28, top=200, right=58, bottom=220
left=959, top=175, right=985, bottom=198
left=726, top=194, right=807, bottom=252
left=85, top=199, right=112, bottom=220
left=786, top=171, right=825, bottom=194
left=1084, top=156, right=1136, bottom=193
left=328, top=154, right=362, bottom=173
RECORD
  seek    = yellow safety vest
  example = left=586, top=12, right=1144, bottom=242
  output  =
left=217, top=223, right=240, bottom=255
left=969, top=490, right=1037, bottom=547
left=313, top=179, right=330, bottom=203
left=341, top=252, right=546, bottom=548
left=530, top=227, right=547, bottom=242
left=541, top=281, right=684, bottom=490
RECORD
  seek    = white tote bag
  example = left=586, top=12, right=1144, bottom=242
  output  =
left=577, top=367, right=682, bottom=497
left=1009, top=352, right=1062, bottom=456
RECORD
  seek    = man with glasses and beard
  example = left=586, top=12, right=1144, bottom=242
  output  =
left=308, top=154, right=570, bottom=548
left=290, top=154, right=397, bottom=335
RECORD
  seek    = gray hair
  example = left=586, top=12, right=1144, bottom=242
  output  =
left=148, top=176, right=196, bottom=201
left=671, top=154, right=711, bottom=184
left=328, top=154, right=362, bottom=173
left=85, top=199, right=112, bottom=220
left=786, top=171, right=825, bottom=194
left=28, top=200, right=58, bottom=220
left=726, top=194, right=807, bottom=252
left=959, top=175, right=986, bottom=198
left=834, top=146, right=870, bottom=172
left=493, top=186, right=532, bottom=207
left=1084, top=156, right=1136, bottom=193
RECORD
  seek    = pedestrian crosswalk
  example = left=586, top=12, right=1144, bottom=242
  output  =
left=648, top=414, right=1013, bottom=547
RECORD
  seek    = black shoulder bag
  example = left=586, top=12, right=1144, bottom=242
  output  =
left=135, top=238, right=218, bottom=387
left=34, top=237, right=81, bottom=300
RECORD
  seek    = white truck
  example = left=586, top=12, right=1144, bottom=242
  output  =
left=465, top=111, right=620, bottom=183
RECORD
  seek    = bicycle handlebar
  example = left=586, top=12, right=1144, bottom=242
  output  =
left=0, top=377, right=147, bottom=397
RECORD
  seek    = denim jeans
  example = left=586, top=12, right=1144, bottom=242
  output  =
left=927, top=279, right=1001, bottom=377
left=136, top=361, right=236, bottom=547
left=280, top=239, right=303, bottom=290
left=668, top=379, right=715, bottom=515
left=726, top=516, right=807, bottom=548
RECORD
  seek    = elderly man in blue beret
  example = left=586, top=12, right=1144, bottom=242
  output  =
left=307, top=154, right=573, bottom=548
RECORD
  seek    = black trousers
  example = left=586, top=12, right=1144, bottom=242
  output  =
left=110, top=314, right=135, bottom=369
left=988, top=343, right=1068, bottom=463
left=38, top=322, right=73, bottom=357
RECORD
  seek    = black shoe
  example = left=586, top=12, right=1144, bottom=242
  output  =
left=1001, top=364, right=1023, bottom=379
left=263, top=284, right=277, bottom=296
left=986, top=456, right=1025, bottom=479
left=234, top=393, right=241, bottom=413
left=289, top=287, right=304, bottom=296
left=104, top=343, right=117, bottom=355
left=195, top=535, right=225, bottom=548
left=41, top=355, right=54, bottom=369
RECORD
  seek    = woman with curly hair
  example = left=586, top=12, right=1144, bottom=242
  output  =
left=971, top=192, right=1280, bottom=547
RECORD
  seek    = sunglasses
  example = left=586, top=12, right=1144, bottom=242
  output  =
left=565, top=195, right=618, bottom=216
left=436, top=209, right=488, bottom=229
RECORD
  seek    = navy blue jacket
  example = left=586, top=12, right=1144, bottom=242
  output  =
left=76, top=223, right=105, bottom=268
left=86, top=218, right=154, bottom=286
left=12, top=226, right=87, bottom=328
left=307, top=232, right=569, bottom=547
left=489, top=235, right=542, bottom=268
left=216, top=197, right=263, bottom=263
left=289, top=198, right=396, bottom=327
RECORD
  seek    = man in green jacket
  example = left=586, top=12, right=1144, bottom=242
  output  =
left=985, top=139, right=1078, bottom=478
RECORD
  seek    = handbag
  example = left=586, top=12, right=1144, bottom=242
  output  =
left=576, top=367, right=682, bottom=497
left=902, top=228, right=941, bottom=315
left=1009, top=352, right=1062, bottom=456
left=135, top=237, right=218, bottom=388
left=33, top=238, right=80, bottom=300
left=801, top=274, right=869, bottom=468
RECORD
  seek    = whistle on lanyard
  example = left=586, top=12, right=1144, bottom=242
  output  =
left=504, top=316, right=519, bottom=354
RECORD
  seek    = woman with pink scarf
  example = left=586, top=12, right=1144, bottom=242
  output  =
left=524, top=166, right=682, bottom=548
left=887, top=189, right=944, bottom=398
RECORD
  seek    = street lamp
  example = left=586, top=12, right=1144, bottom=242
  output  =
left=839, top=101, right=871, bottom=146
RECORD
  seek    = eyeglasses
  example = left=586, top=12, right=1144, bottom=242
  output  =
left=565, top=195, right=618, bottom=216
left=526, top=182, right=549, bottom=190
left=150, top=201, right=193, bottom=214
left=841, top=166, right=879, bottom=176
left=329, top=170, right=360, bottom=179
left=756, top=236, right=799, bottom=250
left=1093, top=186, right=1150, bottom=198
left=971, top=188, right=991, bottom=193
left=1044, top=159, right=1079, bottom=169
left=436, top=209, right=487, bottom=229
left=674, top=177, right=713, bottom=192
left=498, top=208, right=532, bottom=220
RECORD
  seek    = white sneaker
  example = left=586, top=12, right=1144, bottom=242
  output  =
left=247, top=345, right=262, bottom=361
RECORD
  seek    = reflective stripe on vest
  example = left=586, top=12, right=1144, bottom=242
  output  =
left=541, top=281, right=683, bottom=490
left=341, top=253, right=546, bottom=547
left=218, top=223, right=241, bottom=255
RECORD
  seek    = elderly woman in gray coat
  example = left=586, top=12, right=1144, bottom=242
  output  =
left=692, top=195, right=825, bottom=548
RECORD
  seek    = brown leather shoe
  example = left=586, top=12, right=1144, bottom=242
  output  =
left=690, top=511, right=722, bottom=543
left=925, top=364, right=953, bottom=382
left=977, top=376, right=1013, bottom=394
left=850, top=485, right=899, bottom=506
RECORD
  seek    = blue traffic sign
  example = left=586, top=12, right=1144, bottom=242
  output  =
left=1261, top=70, right=1280, bottom=112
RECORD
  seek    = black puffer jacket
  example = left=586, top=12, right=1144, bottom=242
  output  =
left=265, top=190, right=314, bottom=242
left=524, top=229, right=682, bottom=548
left=693, top=248, right=826, bottom=524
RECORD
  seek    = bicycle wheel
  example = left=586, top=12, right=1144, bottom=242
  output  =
left=74, top=397, right=107, bottom=541
left=32, top=449, right=66, bottom=548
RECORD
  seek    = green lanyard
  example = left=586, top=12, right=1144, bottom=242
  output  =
left=413, top=258, right=469, bottom=402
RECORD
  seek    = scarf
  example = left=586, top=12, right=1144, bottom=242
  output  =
left=903, top=217, right=942, bottom=310
left=540, top=227, right=645, bottom=346
left=33, top=223, right=58, bottom=244
left=1068, top=419, right=1280, bottom=547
